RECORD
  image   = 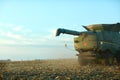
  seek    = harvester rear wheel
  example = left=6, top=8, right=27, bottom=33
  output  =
left=115, top=53, right=120, bottom=65
left=104, top=50, right=114, bottom=66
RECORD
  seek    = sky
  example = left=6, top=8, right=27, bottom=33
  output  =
left=0, top=0, right=120, bottom=60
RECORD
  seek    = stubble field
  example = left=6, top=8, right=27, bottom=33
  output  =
left=0, top=59, right=120, bottom=80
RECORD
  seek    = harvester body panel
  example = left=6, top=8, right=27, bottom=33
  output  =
left=74, top=32, right=98, bottom=51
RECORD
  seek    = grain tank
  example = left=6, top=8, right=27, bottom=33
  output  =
left=56, top=23, right=120, bottom=65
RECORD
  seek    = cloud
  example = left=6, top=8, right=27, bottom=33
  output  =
left=0, top=23, right=3, bottom=27
left=6, top=24, right=14, bottom=27
left=0, top=23, right=73, bottom=46
left=0, top=39, right=17, bottom=45
left=1, top=31, right=22, bottom=39
left=13, top=26, right=22, bottom=31
left=0, top=23, right=46, bottom=45
left=0, top=23, right=32, bottom=33
left=0, top=23, right=33, bottom=44
left=7, top=32, right=22, bottom=39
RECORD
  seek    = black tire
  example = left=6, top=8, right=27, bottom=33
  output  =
left=116, top=53, right=120, bottom=64
left=104, top=50, right=114, bottom=66
left=94, top=53, right=102, bottom=64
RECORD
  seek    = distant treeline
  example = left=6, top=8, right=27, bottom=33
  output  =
left=0, top=59, right=11, bottom=62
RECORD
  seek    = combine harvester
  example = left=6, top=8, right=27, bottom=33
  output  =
left=56, top=23, right=120, bottom=65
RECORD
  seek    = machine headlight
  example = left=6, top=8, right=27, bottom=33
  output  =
left=100, top=41, right=103, bottom=45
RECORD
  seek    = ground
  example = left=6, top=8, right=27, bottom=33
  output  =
left=0, top=59, right=120, bottom=80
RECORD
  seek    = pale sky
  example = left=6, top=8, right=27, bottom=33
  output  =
left=0, top=0, right=120, bottom=60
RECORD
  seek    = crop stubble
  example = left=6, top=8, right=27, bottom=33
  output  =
left=0, top=59, right=120, bottom=80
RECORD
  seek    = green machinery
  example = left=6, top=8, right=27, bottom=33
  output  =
left=56, top=23, right=120, bottom=65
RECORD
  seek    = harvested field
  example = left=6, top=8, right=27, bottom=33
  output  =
left=0, top=59, right=120, bottom=80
